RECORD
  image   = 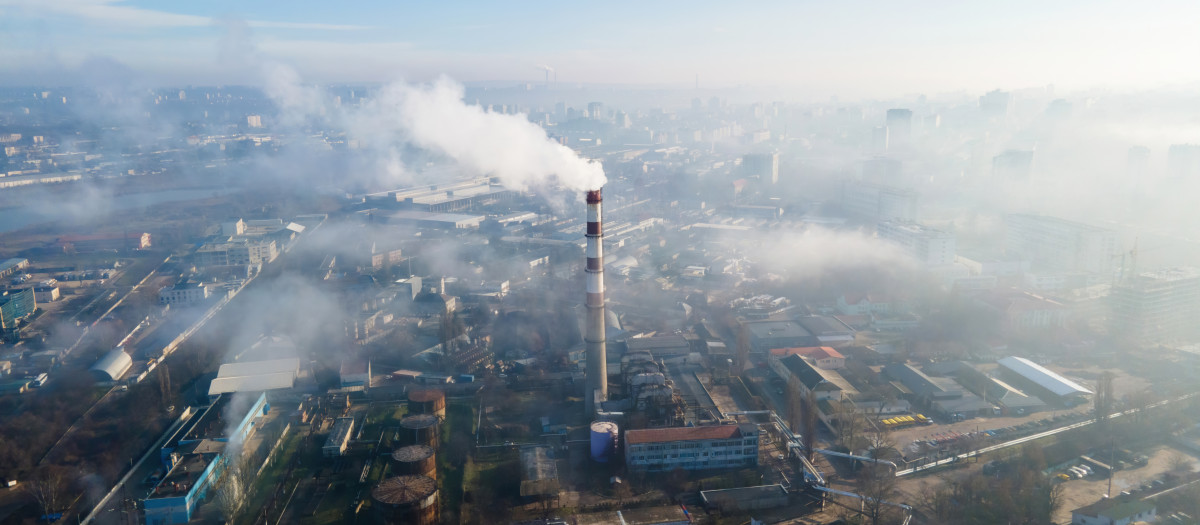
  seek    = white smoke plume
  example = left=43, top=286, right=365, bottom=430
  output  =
left=744, top=226, right=920, bottom=281
left=359, top=77, right=606, bottom=192
left=258, top=72, right=607, bottom=192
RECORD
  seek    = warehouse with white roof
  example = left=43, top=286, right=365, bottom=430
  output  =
left=208, top=358, right=301, bottom=397
left=996, top=356, right=1092, bottom=405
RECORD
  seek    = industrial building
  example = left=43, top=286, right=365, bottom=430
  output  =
left=158, top=279, right=210, bottom=306
left=207, top=358, right=301, bottom=397
left=145, top=393, right=269, bottom=525
left=772, top=354, right=857, bottom=401
left=1111, top=267, right=1200, bottom=343
left=997, top=356, right=1092, bottom=405
left=369, top=209, right=486, bottom=230
left=624, top=334, right=691, bottom=359
left=55, top=232, right=151, bottom=252
left=794, top=316, right=856, bottom=345
left=769, top=347, right=845, bottom=370
left=884, top=363, right=992, bottom=418
left=367, top=177, right=512, bottom=212
left=0, top=258, right=28, bottom=280
left=700, top=484, right=789, bottom=513
left=950, top=363, right=1048, bottom=415
left=745, top=320, right=817, bottom=353
left=624, top=424, right=758, bottom=472
left=876, top=220, right=956, bottom=267
left=89, top=347, right=132, bottom=382
left=519, top=445, right=560, bottom=498
left=339, top=359, right=371, bottom=390
left=323, top=417, right=356, bottom=457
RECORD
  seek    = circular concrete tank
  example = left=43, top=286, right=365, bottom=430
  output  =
left=372, top=475, right=438, bottom=525
left=391, top=444, right=437, bottom=480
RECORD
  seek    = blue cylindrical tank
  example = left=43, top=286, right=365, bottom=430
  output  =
left=590, top=421, right=619, bottom=462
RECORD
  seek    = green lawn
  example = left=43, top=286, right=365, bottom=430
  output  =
left=439, top=401, right=475, bottom=523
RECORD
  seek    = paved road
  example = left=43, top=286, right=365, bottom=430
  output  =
left=83, top=412, right=192, bottom=525
left=898, top=393, right=1199, bottom=477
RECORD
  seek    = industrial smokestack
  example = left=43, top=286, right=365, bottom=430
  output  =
left=585, top=189, right=608, bottom=414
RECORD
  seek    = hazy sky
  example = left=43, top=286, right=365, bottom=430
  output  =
left=2, top=0, right=1198, bottom=97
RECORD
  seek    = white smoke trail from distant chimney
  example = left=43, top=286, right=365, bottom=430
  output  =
left=362, top=76, right=605, bottom=192
left=257, top=63, right=605, bottom=192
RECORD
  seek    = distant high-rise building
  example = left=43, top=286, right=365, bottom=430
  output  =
left=1127, top=146, right=1150, bottom=181
left=979, top=90, right=1011, bottom=118
left=1167, top=144, right=1200, bottom=179
left=885, top=109, right=912, bottom=148
left=877, top=220, right=956, bottom=266
left=992, top=150, right=1035, bottom=180
left=1045, top=99, right=1072, bottom=119
left=863, top=156, right=902, bottom=184
left=614, top=111, right=631, bottom=128
left=246, top=115, right=263, bottom=128
left=871, top=126, right=889, bottom=152
left=840, top=181, right=919, bottom=222
left=1111, top=267, right=1200, bottom=343
left=742, top=152, right=779, bottom=184
left=1005, top=214, right=1115, bottom=276
left=588, top=102, right=604, bottom=120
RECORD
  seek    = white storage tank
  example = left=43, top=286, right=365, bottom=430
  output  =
left=590, top=421, right=619, bottom=463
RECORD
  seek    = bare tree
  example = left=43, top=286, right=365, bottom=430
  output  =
left=857, top=425, right=900, bottom=525
left=213, top=453, right=254, bottom=521
left=855, top=462, right=899, bottom=525
left=786, top=375, right=804, bottom=432
left=832, top=399, right=864, bottom=451
left=158, top=364, right=173, bottom=408
left=800, top=390, right=820, bottom=462
left=24, top=466, right=73, bottom=518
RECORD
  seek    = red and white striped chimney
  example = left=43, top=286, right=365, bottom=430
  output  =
left=585, top=189, right=608, bottom=413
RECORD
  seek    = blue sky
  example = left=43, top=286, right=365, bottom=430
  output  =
left=1, top=0, right=1198, bottom=97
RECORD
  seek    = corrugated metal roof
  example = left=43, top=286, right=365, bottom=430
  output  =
left=207, top=371, right=295, bottom=396
left=217, top=358, right=299, bottom=379
left=90, top=348, right=132, bottom=381
left=997, top=356, right=1092, bottom=397
left=625, top=424, right=750, bottom=445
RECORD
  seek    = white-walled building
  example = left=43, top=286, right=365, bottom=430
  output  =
left=877, top=220, right=956, bottom=266
left=1005, top=214, right=1115, bottom=277
left=159, top=280, right=211, bottom=306
left=625, top=424, right=758, bottom=472
left=1111, top=267, right=1200, bottom=343
left=840, top=181, right=919, bottom=222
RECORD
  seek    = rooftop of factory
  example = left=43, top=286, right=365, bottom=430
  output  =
left=1007, top=213, right=1115, bottom=233
left=700, top=484, right=788, bottom=506
left=878, top=220, right=953, bottom=236
left=520, top=445, right=560, bottom=497
left=744, top=320, right=812, bottom=340
left=997, top=356, right=1093, bottom=397
left=625, top=424, right=754, bottom=445
left=148, top=452, right=215, bottom=500
left=182, top=396, right=237, bottom=442
left=771, top=346, right=844, bottom=360
left=208, top=357, right=300, bottom=396
left=573, top=504, right=690, bottom=525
